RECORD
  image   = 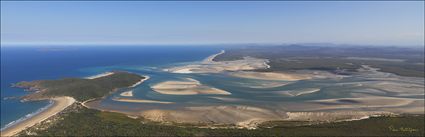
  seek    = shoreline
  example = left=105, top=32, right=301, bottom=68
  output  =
left=1, top=97, right=75, bottom=136
left=203, top=50, right=225, bottom=63
left=130, top=76, right=150, bottom=88
left=151, top=78, right=231, bottom=95
left=85, top=72, right=114, bottom=79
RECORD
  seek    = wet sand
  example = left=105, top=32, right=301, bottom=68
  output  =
left=152, top=78, right=231, bottom=95
left=277, top=88, right=321, bottom=96
left=112, top=97, right=174, bottom=104
left=84, top=53, right=424, bottom=129
left=141, top=105, right=286, bottom=127
left=230, top=71, right=311, bottom=81
left=1, top=97, right=75, bottom=136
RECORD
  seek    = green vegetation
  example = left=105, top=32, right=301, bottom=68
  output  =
left=16, top=71, right=144, bottom=101
left=19, top=106, right=424, bottom=136
left=214, top=45, right=424, bottom=77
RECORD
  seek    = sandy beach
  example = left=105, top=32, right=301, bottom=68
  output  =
left=85, top=72, right=114, bottom=79
left=203, top=50, right=225, bottom=62
left=130, top=76, right=150, bottom=88
left=1, top=97, right=75, bottom=136
left=152, top=78, right=231, bottom=95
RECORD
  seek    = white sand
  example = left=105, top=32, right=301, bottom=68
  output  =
left=85, top=72, right=114, bottom=79
left=167, top=50, right=270, bottom=74
left=203, top=50, right=225, bottom=63
left=152, top=78, right=231, bottom=95
left=120, top=90, right=133, bottom=97
left=1, top=97, right=75, bottom=136
left=112, top=97, right=173, bottom=104
left=130, top=76, right=150, bottom=88
left=172, top=68, right=193, bottom=74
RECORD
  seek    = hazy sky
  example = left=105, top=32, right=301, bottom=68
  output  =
left=1, top=1, right=424, bottom=46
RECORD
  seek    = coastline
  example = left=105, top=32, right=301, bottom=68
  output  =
left=130, top=76, right=150, bottom=88
left=85, top=72, right=114, bottom=79
left=203, top=50, right=225, bottom=63
left=167, top=50, right=270, bottom=74
left=1, top=97, right=75, bottom=136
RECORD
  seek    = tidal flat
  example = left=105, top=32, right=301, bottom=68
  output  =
left=84, top=50, right=424, bottom=129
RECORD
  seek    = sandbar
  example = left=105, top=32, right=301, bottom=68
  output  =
left=120, top=90, right=133, bottom=97
left=278, top=88, right=321, bottom=96
left=230, top=71, right=311, bottom=81
left=167, top=50, right=270, bottom=74
left=152, top=78, right=230, bottom=95
left=112, top=97, right=174, bottom=104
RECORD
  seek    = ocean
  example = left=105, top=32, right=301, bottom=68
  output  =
left=0, top=45, right=222, bottom=129
left=2, top=45, right=423, bottom=130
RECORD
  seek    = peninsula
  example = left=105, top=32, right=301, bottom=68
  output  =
left=1, top=71, right=146, bottom=136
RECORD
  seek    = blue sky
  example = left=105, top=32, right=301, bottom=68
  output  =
left=1, top=1, right=424, bottom=46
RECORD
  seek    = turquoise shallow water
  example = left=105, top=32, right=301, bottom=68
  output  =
left=1, top=46, right=222, bottom=129
left=88, top=60, right=424, bottom=114
left=2, top=46, right=423, bottom=129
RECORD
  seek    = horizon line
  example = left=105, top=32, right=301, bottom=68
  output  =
left=1, top=42, right=424, bottom=48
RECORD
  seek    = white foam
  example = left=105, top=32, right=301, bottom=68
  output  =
left=1, top=100, right=53, bottom=131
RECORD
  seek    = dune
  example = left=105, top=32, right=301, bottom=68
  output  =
left=152, top=78, right=231, bottom=95
left=1, top=97, right=75, bottom=136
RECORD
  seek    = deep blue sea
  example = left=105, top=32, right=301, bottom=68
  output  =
left=0, top=45, right=222, bottom=129
left=3, top=45, right=423, bottom=131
